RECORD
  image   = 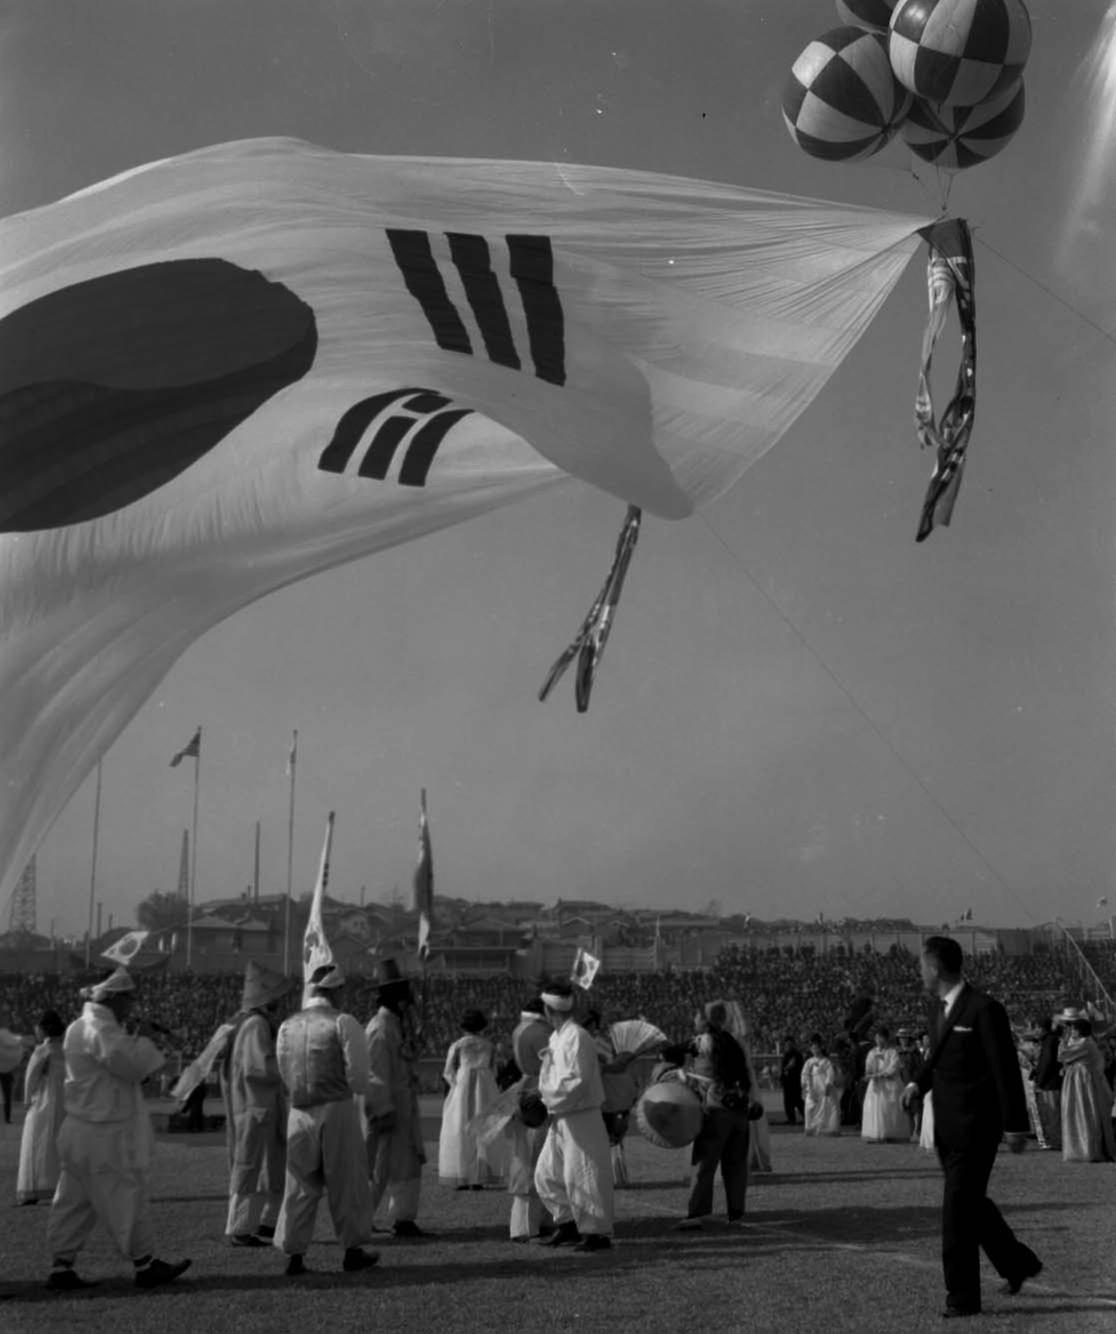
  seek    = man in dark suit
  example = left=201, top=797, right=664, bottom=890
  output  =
left=902, top=936, right=1042, bottom=1319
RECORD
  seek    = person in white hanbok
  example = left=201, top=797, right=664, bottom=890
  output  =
left=438, top=1009, right=505, bottom=1188
left=534, top=983, right=614, bottom=1252
left=44, top=967, right=191, bottom=1292
left=1056, top=1011, right=1116, bottom=1164
left=801, top=1035, right=841, bottom=1136
left=16, top=1010, right=67, bottom=1204
left=861, top=1027, right=908, bottom=1143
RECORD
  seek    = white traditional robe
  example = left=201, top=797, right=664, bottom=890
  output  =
left=1059, top=1035, right=1116, bottom=1163
left=534, top=1019, right=613, bottom=1236
left=45, top=1002, right=165, bottom=1263
left=224, top=1011, right=286, bottom=1236
left=365, top=1005, right=426, bottom=1223
left=861, top=1045, right=908, bottom=1142
left=438, top=1033, right=504, bottom=1186
left=801, top=1055, right=841, bottom=1136
left=17, top=1037, right=65, bottom=1202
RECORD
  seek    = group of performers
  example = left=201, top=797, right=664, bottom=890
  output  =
left=9, top=952, right=1114, bottom=1290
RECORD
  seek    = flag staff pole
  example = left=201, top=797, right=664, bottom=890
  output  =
left=186, top=727, right=201, bottom=968
left=283, top=729, right=298, bottom=976
left=84, top=759, right=103, bottom=968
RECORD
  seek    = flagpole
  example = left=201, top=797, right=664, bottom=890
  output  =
left=283, top=729, right=298, bottom=976
left=187, top=727, right=201, bottom=969
left=85, top=759, right=103, bottom=968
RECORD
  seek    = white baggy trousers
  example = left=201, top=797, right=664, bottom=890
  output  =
left=275, top=1099, right=373, bottom=1255
left=534, top=1108, right=614, bottom=1236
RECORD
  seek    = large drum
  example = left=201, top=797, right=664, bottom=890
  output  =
left=634, top=1078, right=704, bottom=1149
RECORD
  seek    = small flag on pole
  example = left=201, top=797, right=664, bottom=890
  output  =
left=413, top=789, right=434, bottom=959
left=170, top=727, right=201, bottom=767
left=101, top=929, right=151, bottom=964
left=571, top=946, right=601, bottom=990
left=286, top=730, right=298, bottom=777
left=302, top=811, right=335, bottom=985
left=1098, top=896, right=1109, bottom=908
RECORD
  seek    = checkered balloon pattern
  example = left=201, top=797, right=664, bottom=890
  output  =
left=901, top=79, right=1025, bottom=168
left=835, top=0, right=899, bottom=33
left=888, top=0, right=1032, bottom=107
left=783, top=27, right=913, bottom=162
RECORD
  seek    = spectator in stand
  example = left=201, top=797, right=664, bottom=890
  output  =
left=779, top=1036, right=805, bottom=1126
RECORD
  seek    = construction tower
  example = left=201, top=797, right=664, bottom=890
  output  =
left=8, top=855, right=37, bottom=934
left=176, top=829, right=190, bottom=902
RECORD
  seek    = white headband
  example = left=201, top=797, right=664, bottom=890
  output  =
left=541, top=991, right=574, bottom=1012
left=520, top=1009, right=545, bottom=1021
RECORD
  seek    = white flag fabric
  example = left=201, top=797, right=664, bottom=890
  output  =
left=572, top=946, right=601, bottom=990
left=302, top=811, right=335, bottom=986
left=0, top=138, right=930, bottom=902
left=101, top=929, right=151, bottom=965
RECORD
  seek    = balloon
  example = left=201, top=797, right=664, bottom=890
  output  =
left=783, top=27, right=913, bottom=162
left=835, top=0, right=899, bottom=33
left=889, top=0, right=1032, bottom=108
left=0, top=138, right=932, bottom=901
left=901, top=79, right=1025, bottom=168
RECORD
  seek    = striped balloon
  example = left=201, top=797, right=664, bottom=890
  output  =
left=835, top=0, right=899, bottom=33
left=901, top=79, right=1025, bottom=168
left=783, top=27, right=913, bottom=162
left=889, top=0, right=1032, bottom=107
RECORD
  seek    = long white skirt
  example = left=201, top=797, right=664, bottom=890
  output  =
left=861, top=1076, right=909, bottom=1142
left=918, top=1091, right=935, bottom=1152
left=439, top=1065, right=506, bottom=1185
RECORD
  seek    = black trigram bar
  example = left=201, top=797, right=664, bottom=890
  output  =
left=386, top=228, right=566, bottom=385
left=507, top=234, right=565, bottom=386
left=318, top=387, right=427, bottom=473
left=317, top=386, right=472, bottom=486
left=397, top=408, right=473, bottom=486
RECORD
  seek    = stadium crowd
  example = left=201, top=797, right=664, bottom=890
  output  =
left=2, top=941, right=1112, bottom=1072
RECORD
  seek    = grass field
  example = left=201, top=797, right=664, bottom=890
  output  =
left=1, top=1092, right=1113, bottom=1333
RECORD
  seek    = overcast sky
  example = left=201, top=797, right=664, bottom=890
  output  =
left=3, top=0, right=1115, bottom=935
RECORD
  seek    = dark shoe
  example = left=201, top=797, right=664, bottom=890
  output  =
left=573, top=1234, right=612, bottom=1253
left=256, top=1224, right=276, bottom=1239
left=470, top=1184, right=485, bottom=1191
left=342, top=1248, right=380, bottom=1273
left=135, top=1258, right=191, bottom=1289
left=392, top=1220, right=431, bottom=1239
left=1000, top=1259, right=1043, bottom=1295
left=455, top=1185, right=470, bottom=1191
left=285, top=1255, right=307, bottom=1277
left=510, top=1235, right=530, bottom=1244
left=229, top=1234, right=265, bottom=1248
left=540, top=1221, right=580, bottom=1247
left=941, top=1305, right=981, bottom=1319
left=46, top=1269, right=97, bottom=1292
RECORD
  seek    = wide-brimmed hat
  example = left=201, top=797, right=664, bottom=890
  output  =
left=1053, top=1006, right=1086, bottom=1026
left=376, top=957, right=413, bottom=1003
left=242, top=961, right=295, bottom=1011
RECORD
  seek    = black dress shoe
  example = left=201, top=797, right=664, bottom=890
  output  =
left=572, top=1234, right=612, bottom=1253
left=1000, top=1259, right=1043, bottom=1295
left=285, top=1255, right=307, bottom=1277
left=256, top=1224, right=276, bottom=1239
left=229, top=1233, right=265, bottom=1248
left=342, top=1247, right=380, bottom=1272
left=392, top=1220, right=432, bottom=1239
left=540, top=1222, right=580, bottom=1247
left=941, top=1305, right=981, bottom=1319
left=135, top=1258, right=191, bottom=1289
left=45, top=1269, right=97, bottom=1292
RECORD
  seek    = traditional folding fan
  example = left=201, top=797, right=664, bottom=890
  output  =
left=608, top=1018, right=669, bottom=1057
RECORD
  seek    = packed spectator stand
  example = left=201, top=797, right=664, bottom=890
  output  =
left=4, top=941, right=1112, bottom=1084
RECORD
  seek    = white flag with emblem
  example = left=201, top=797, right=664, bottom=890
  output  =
left=101, top=929, right=151, bottom=965
left=302, top=811, right=335, bottom=987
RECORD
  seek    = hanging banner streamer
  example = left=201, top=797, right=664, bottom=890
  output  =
left=914, top=217, right=976, bottom=542
left=538, top=505, right=642, bottom=712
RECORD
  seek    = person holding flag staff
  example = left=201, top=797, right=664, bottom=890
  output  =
left=224, top=961, right=296, bottom=1248
left=365, top=959, right=430, bottom=1238
left=273, top=962, right=379, bottom=1277
left=534, top=981, right=614, bottom=1253
left=44, top=967, right=191, bottom=1291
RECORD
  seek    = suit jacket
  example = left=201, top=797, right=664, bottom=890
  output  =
left=915, top=983, right=1028, bottom=1151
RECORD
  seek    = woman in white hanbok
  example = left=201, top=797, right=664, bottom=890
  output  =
left=438, top=1009, right=506, bottom=1187
left=16, top=1010, right=67, bottom=1204
left=801, top=1036, right=841, bottom=1136
left=861, top=1027, right=908, bottom=1143
left=1057, top=1013, right=1116, bottom=1164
